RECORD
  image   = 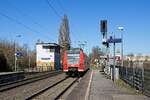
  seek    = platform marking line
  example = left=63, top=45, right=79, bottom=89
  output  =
left=85, top=70, right=93, bottom=100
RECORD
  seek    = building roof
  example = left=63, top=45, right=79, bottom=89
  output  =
left=36, top=43, right=60, bottom=47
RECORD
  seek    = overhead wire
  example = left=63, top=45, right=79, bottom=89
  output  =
left=0, top=11, right=55, bottom=42
left=45, top=0, right=64, bottom=43
left=0, top=0, right=58, bottom=42
left=57, top=1, right=79, bottom=46
left=6, top=1, right=45, bottom=29
left=45, top=0, right=81, bottom=45
left=54, top=0, right=80, bottom=47
left=0, top=12, right=41, bottom=34
left=45, top=0, right=62, bottom=19
left=57, top=0, right=66, bottom=14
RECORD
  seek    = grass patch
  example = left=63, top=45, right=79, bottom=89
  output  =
left=115, top=79, right=142, bottom=95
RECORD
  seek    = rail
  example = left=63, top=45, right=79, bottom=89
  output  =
left=54, top=77, right=79, bottom=100
left=25, top=76, right=70, bottom=100
left=0, top=72, right=25, bottom=84
left=0, top=71, right=62, bottom=92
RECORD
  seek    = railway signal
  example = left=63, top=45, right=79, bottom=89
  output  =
left=100, top=20, right=109, bottom=74
left=100, top=20, right=107, bottom=33
left=101, top=20, right=109, bottom=47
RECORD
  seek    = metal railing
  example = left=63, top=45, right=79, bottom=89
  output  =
left=119, top=62, right=150, bottom=97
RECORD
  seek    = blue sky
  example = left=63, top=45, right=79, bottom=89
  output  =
left=0, top=0, right=150, bottom=55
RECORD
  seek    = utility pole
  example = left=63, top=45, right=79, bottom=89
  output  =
left=14, top=34, right=21, bottom=72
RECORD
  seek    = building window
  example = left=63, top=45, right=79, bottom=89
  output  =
left=43, top=46, right=50, bottom=52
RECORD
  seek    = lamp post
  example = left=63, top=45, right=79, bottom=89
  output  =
left=118, top=27, right=124, bottom=67
left=14, top=35, right=21, bottom=72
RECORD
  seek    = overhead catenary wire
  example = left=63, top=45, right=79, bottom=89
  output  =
left=0, top=12, right=55, bottom=42
left=0, top=12, right=40, bottom=34
left=9, top=3, right=54, bottom=40
left=5, top=1, right=46, bottom=29
left=52, top=0, right=79, bottom=46
left=45, top=0, right=62, bottom=19
left=46, top=0, right=88, bottom=53
left=45, top=0, right=81, bottom=44
left=57, top=0, right=66, bottom=14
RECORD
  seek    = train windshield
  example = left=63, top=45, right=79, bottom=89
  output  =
left=67, top=50, right=80, bottom=64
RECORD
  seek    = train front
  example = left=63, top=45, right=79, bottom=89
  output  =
left=63, top=48, right=85, bottom=76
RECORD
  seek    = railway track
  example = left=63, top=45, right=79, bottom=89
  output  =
left=54, top=77, right=79, bottom=100
left=0, top=71, right=62, bottom=92
left=25, top=76, right=80, bottom=100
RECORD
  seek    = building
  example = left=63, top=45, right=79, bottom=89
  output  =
left=124, top=54, right=150, bottom=69
left=36, top=43, right=61, bottom=71
left=125, top=54, right=150, bottom=62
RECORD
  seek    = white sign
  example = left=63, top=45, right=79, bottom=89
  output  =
left=37, top=52, right=54, bottom=62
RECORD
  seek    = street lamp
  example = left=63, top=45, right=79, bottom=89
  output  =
left=118, top=27, right=124, bottom=67
left=14, top=35, right=21, bottom=72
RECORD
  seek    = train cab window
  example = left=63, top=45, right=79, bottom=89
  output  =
left=67, top=54, right=80, bottom=64
left=67, top=49, right=80, bottom=64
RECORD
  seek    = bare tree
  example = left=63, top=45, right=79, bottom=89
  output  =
left=0, top=39, right=15, bottom=71
left=58, top=15, right=71, bottom=50
left=0, top=50, right=10, bottom=72
left=0, top=39, right=36, bottom=72
left=89, top=46, right=101, bottom=64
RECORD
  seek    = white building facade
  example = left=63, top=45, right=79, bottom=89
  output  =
left=36, top=43, right=61, bottom=71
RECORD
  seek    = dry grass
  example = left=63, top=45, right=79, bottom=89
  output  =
left=115, top=79, right=143, bottom=95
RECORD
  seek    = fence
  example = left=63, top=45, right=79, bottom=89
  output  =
left=119, top=61, right=150, bottom=97
left=143, top=68, right=150, bottom=96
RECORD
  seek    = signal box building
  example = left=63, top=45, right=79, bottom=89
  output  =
left=36, top=43, right=61, bottom=71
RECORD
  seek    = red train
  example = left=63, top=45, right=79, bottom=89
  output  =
left=63, top=48, right=89, bottom=76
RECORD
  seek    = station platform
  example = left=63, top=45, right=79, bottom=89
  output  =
left=0, top=72, right=25, bottom=84
left=89, top=70, right=149, bottom=100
